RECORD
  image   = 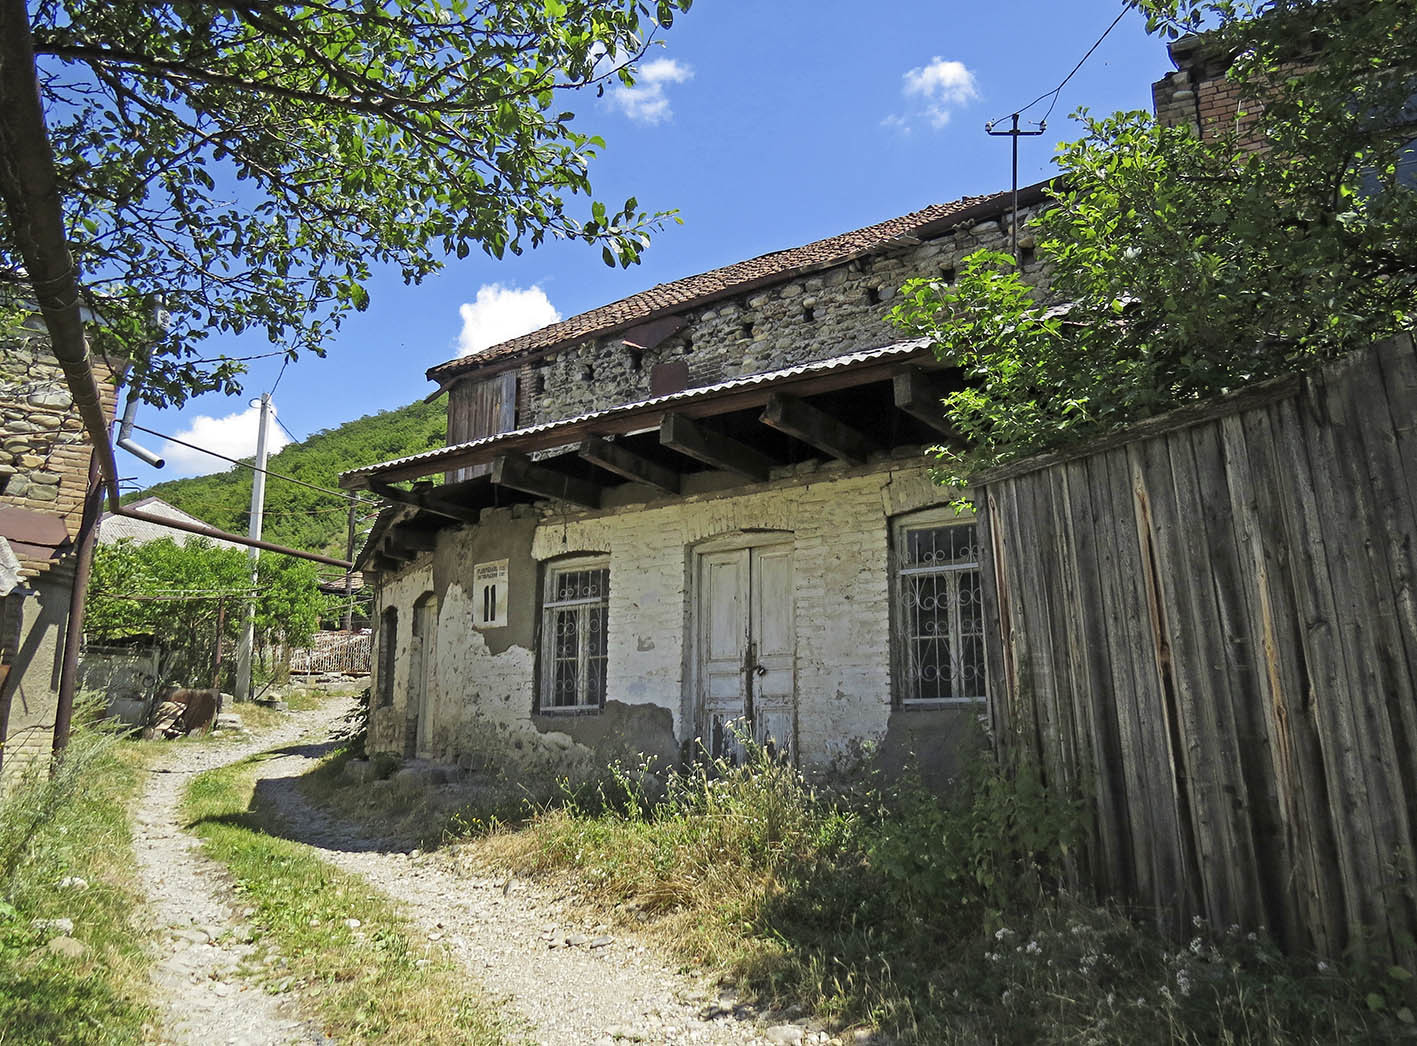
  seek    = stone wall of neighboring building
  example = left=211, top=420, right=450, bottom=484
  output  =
left=0, top=322, right=117, bottom=786
left=0, top=323, right=114, bottom=552
left=1152, top=33, right=1272, bottom=148
left=515, top=206, right=1051, bottom=427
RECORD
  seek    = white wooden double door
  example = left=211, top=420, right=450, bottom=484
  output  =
left=696, top=537, right=795, bottom=762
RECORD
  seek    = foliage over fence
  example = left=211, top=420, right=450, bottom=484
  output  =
left=87, top=537, right=329, bottom=690
left=973, top=335, right=1417, bottom=969
left=891, top=0, right=1417, bottom=488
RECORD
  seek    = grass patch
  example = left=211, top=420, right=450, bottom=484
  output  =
left=181, top=750, right=509, bottom=1045
left=0, top=731, right=158, bottom=1045
left=466, top=753, right=1413, bottom=1044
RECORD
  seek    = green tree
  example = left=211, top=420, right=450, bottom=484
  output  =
left=891, top=0, right=1417, bottom=487
left=0, top=0, right=690, bottom=406
left=88, top=537, right=330, bottom=689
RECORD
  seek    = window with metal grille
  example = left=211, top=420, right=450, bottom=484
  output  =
left=540, top=556, right=609, bottom=711
left=893, top=513, right=985, bottom=704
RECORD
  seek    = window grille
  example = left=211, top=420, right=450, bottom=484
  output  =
left=894, top=516, right=985, bottom=703
left=540, top=557, right=609, bottom=710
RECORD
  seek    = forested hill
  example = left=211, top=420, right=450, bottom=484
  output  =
left=129, top=399, right=445, bottom=559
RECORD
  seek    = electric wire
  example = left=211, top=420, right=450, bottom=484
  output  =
left=269, top=355, right=291, bottom=397
left=129, top=422, right=378, bottom=504
left=989, top=3, right=1133, bottom=127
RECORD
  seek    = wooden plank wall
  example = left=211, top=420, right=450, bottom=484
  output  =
left=974, top=335, right=1417, bottom=962
left=445, top=371, right=517, bottom=483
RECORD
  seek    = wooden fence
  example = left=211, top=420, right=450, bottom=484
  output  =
left=972, top=334, right=1417, bottom=962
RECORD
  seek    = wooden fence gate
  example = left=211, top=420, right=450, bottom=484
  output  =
left=973, top=334, right=1417, bottom=962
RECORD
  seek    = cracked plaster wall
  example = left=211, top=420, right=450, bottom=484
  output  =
left=371, top=459, right=984, bottom=782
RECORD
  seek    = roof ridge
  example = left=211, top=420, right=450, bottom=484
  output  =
left=427, top=186, right=1026, bottom=385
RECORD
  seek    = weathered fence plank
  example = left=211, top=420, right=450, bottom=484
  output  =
left=974, top=337, right=1417, bottom=963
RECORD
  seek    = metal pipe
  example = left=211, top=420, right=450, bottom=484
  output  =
left=109, top=505, right=352, bottom=569
left=52, top=450, right=103, bottom=760
left=115, top=387, right=165, bottom=468
left=0, top=0, right=120, bottom=506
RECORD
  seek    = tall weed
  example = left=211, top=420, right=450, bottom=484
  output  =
left=468, top=746, right=1408, bottom=1043
left=0, top=731, right=154, bottom=1044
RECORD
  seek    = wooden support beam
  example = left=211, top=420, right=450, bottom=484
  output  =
left=578, top=436, right=681, bottom=494
left=367, top=478, right=480, bottom=524
left=491, top=452, right=601, bottom=509
left=372, top=552, right=405, bottom=573
left=759, top=393, right=878, bottom=465
left=387, top=529, right=438, bottom=555
left=893, top=367, right=963, bottom=446
left=660, top=413, right=776, bottom=482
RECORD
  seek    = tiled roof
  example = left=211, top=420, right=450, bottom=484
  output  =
left=427, top=187, right=1030, bottom=384
left=346, top=339, right=933, bottom=488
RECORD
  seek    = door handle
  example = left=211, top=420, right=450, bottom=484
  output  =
left=753, top=664, right=767, bottom=677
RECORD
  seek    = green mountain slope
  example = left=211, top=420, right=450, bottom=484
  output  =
left=130, top=399, right=445, bottom=558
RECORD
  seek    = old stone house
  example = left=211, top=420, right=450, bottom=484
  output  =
left=0, top=321, right=116, bottom=783
left=341, top=185, right=1058, bottom=784
left=339, top=38, right=1265, bottom=785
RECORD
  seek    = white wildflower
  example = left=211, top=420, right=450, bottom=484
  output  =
left=995, top=927, right=1015, bottom=941
left=1025, top=939, right=1042, bottom=955
left=1317, top=960, right=1330, bottom=972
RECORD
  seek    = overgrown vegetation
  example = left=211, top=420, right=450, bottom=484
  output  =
left=892, top=0, right=1417, bottom=486
left=182, top=752, right=508, bottom=1045
left=0, top=732, right=156, bottom=1044
left=463, top=748, right=1409, bottom=1043
left=87, top=536, right=332, bottom=691
left=133, top=399, right=446, bottom=558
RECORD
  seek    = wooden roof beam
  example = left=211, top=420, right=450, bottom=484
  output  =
left=893, top=367, right=964, bottom=447
left=759, top=393, right=878, bottom=465
left=660, top=413, right=775, bottom=483
left=367, top=479, right=481, bottom=525
left=578, top=436, right=681, bottom=494
left=491, top=452, right=601, bottom=509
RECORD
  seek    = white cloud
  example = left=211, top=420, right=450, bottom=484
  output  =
left=887, top=57, right=979, bottom=131
left=162, top=402, right=292, bottom=476
left=456, top=283, right=561, bottom=356
left=609, top=57, right=693, bottom=125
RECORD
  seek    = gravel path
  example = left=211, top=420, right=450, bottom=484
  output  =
left=135, top=698, right=840, bottom=1046
left=134, top=703, right=340, bottom=1046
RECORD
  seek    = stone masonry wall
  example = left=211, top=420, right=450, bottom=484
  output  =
left=0, top=324, right=115, bottom=553
left=509, top=204, right=1053, bottom=427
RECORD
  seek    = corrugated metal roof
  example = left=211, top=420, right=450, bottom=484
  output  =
left=345, top=339, right=933, bottom=486
left=426, top=187, right=1026, bottom=383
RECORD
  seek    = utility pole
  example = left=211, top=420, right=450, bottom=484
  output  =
left=984, top=113, right=1046, bottom=264
left=234, top=392, right=271, bottom=701
left=342, top=502, right=356, bottom=632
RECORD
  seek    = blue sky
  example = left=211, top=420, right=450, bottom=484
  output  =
left=128, top=0, right=1169, bottom=487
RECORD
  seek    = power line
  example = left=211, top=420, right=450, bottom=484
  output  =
left=269, top=355, right=291, bottom=397
left=274, top=414, right=303, bottom=445
left=989, top=4, right=1133, bottom=127
left=130, top=422, right=378, bottom=505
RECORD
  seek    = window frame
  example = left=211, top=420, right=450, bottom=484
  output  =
left=537, top=554, right=611, bottom=714
left=890, top=509, right=987, bottom=707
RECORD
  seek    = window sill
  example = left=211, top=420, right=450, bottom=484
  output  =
left=535, top=705, right=602, bottom=717
left=898, top=697, right=986, bottom=709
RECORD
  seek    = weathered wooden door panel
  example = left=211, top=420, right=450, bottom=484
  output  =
left=750, top=543, right=795, bottom=759
left=697, top=539, right=795, bottom=763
